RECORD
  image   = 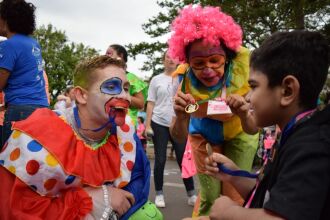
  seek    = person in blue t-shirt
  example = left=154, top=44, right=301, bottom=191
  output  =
left=0, top=0, right=49, bottom=148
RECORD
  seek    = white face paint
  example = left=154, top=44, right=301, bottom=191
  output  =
left=86, top=65, right=131, bottom=126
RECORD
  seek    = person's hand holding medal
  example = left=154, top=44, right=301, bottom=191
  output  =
left=173, top=89, right=197, bottom=118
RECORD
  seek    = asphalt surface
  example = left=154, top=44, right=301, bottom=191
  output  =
left=148, top=158, right=198, bottom=220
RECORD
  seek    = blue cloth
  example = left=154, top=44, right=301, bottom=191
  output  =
left=0, top=34, right=49, bottom=106
left=189, top=117, right=224, bottom=144
left=121, top=133, right=150, bottom=220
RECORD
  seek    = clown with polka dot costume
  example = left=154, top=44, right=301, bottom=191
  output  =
left=0, top=56, right=162, bottom=220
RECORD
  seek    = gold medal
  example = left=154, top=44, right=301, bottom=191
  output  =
left=185, top=103, right=199, bottom=113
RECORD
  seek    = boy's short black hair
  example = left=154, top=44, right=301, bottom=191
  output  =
left=251, top=30, right=329, bottom=109
left=110, top=44, right=128, bottom=63
left=0, top=0, right=36, bottom=35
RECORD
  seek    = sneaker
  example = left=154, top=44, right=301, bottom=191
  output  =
left=155, top=194, right=166, bottom=208
left=187, top=195, right=197, bottom=206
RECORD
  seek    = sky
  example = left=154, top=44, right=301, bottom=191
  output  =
left=29, top=0, right=164, bottom=79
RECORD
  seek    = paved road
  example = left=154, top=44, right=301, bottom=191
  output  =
left=148, top=158, right=199, bottom=220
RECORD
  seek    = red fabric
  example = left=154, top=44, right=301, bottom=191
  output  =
left=12, top=108, right=121, bottom=186
left=0, top=166, right=93, bottom=219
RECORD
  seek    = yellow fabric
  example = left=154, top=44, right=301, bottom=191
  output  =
left=226, top=47, right=250, bottom=95
left=172, top=63, right=189, bottom=77
left=223, top=115, right=243, bottom=140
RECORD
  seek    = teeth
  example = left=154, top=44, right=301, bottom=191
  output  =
left=113, top=106, right=126, bottom=110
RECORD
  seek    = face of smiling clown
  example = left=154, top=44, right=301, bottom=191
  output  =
left=85, top=65, right=131, bottom=127
left=188, top=41, right=226, bottom=87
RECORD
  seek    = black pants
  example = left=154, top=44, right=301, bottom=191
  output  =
left=151, top=120, right=195, bottom=194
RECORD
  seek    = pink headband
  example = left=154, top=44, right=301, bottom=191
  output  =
left=168, top=5, right=242, bottom=63
left=188, top=47, right=225, bottom=60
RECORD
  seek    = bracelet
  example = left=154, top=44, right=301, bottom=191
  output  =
left=100, top=185, right=112, bottom=220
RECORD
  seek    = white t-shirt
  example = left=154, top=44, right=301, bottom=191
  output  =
left=147, top=73, right=175, bottom=127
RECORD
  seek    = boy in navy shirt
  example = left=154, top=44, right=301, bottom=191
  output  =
left=205, top=30, right=330, bottom=220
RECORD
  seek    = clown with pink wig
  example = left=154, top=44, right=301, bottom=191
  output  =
left=169, top=5, right=259, bottom=216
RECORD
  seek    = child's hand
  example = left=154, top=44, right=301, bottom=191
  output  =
left=226, top=94, right=249, bottom=118
left=209, top=196, right=240, bottom=220
left=108, top=186, right=135, bottom=217
left=205, top=153, right=239, bottom=182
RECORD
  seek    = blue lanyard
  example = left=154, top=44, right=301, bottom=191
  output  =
left=217, top=163, right=258, bottom=179
left=206, top=143, right=258, bottom=179
left=279, top=109, right=315, bottom=148
left=215, top=109, right=315, bottom=179
left=73, top=106, right=117, bottom=134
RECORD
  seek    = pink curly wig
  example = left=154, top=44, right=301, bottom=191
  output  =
left=168, top=5, right=243, bottom=63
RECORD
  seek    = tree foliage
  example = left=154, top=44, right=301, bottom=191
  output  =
left=127, top=0, right=329, bottom=78
left=33, top=24, right=99, bottom=105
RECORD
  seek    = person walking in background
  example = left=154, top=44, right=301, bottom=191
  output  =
left=137, top=116, right=147, bottom=152
left=146, top=51, right=197, bottom=208
left=54, top=86, right=75, bottom=112
left=106, top=44, right=148, bottom=126
left=0, top=0, right=49, bottom=148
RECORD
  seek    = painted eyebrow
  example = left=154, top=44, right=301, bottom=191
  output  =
left=248, top=79, right=257, bottom=85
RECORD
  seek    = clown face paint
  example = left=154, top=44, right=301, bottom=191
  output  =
left=86, top=65, right=130, bottom=126
left=189, top=41, right=226, bottom=87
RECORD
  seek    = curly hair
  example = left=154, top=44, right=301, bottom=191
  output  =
left=0, top=0, right=36, bottom=35
left=168, top=5, right=242, bottom=63
left=74, top=55, right=126, bottom=89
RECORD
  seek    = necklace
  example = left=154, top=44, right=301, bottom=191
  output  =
left=68, top=108, right=111, bottom=148
left=74, top=122, right=111, bottom=150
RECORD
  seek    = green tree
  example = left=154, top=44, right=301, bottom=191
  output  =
left=33, top=24, right=99, bottom=105
left=128, top=0, right=329, bottom=78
